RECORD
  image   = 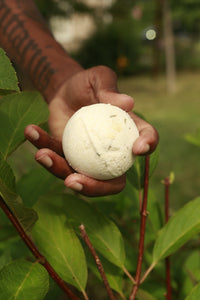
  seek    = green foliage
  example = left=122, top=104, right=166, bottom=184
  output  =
left=153, top=197, right=200, bottom=263
left=16, top=167, right=56, bottom=207
left=32, top=198, right=88, bottom=292
left=61, top=194, right=125, bottom=268
left=1, top=48, right=200, bottom=299
left=0, top=91, right=48, bottom=159
left=0, top=260, right=49, bottom=300
left=0, top=145, right=37, bottom=233
left=0, top=48, right=19, bottom=94
left=186, top=283, right=200, bottom=300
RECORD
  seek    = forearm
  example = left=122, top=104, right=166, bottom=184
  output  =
left=0, top=0, right=83, bottom=102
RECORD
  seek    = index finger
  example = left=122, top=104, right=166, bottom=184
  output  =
left=129, top=112, right=159, bottom=155
left=24, top=124, right=63, bottom=156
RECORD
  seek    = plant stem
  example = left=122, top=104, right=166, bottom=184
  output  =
left=79, top=224, right=116, bottom=300
left=140, top=262, right=156, bottom=284
left=0, top=196, right=80, bottom=300
left=129, top=155, right=150, bottom=300
left=164, top=177, right=172, bottom=300
left=122, top=266, right=136, bottom=284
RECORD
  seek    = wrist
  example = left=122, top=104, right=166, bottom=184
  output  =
left=42, top=55, right=83, bottom=103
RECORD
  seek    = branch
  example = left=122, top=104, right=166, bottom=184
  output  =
left=164, top=176, right=172, bottom=300
left=79, top=224, right=116, bottom=300
left=129, top=155, right=150, bottom=300
left=0, top=196, right=80, bottom=300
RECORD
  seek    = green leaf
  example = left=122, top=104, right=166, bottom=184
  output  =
left=0, top=259, right=49, bottom=300
left=0, top=250, right=12, bottom=270
left=32, top=198, right=88, bottom=293
left=61, top=194, right=126, bottom=268
left=0, top=91, right=48, bottom=159
left=153, top=197, right=200, bottom=264
left=0, top=156, right=38, bottom=232
left=0, top=48, right=19, bottom=93
left=137, top=289, right=157, bottom=300
left=186, top=283, right=200, bottom=300
left=127, top=145, right=159, bottom=190
left=17, top=167, right=56, bottom=207
left=181, top=251, right=200, bottom=298
left=0, top=153, right=15, bottom=191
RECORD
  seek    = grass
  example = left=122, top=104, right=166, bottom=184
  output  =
left=118, top=71, right=200, bottom=211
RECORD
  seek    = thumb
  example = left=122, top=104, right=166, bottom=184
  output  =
left=89, top=66, right=134, bottom=111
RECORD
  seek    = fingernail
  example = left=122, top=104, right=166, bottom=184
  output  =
left=143, top=144, right=150, bottom=153
left=121, top=93, right=134, bottom=100
left=36, top=155, right=53, bottom=168
left=27, top=128, right=40, bottom=141
left=67, top=181, right=83, bottom=192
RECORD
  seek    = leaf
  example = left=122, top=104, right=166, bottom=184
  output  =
left=153, top=197, right=200, bottom=264
left=0, top=91, right=48, bottom=159
left=0, top=153, right=15, bottom=191
left=61, top=194, right=126, bottom=268
left=0, top=156, right=38, bottom=232
left=16, top=167, right=56, bottom=207
left=137, top=289, right=157, bottom=300
left=32, top=198, right=88, bottom=293
left=186, top=283, right=200, bottom=300
left=0, top=48, right=19, bottom=93
left=181, top=250, right=200, bottom=298
left=0, top=250, right=12, bottom=270
left=0, top=259, right=49, bottom=300
left=147, top=189, right=163, bottom=234
left=127, top=145, right=159, bottom=190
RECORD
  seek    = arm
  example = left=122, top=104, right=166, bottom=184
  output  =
left=0, top=0, right=159, bottom=196
left=0, top=0, right=82, bottom=102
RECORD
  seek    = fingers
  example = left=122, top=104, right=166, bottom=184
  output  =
left=35, top=148, right=73, bottom=179
left=35, top=147, right=126, bottom=197
left=24, top=124, right=63, bottom=155
left=130, top=112, right=159, bottom=155
left=64, top=173, right=126, bottom=197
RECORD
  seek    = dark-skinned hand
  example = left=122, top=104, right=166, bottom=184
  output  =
left=24, top=66, right=159, bottom=197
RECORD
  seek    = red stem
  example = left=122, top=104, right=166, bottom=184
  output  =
left=0, top=196, right=80, bottom=300
left=164, top=177, right=172, bottom=300
left=129, top=155, right=150, bottom=300
left=79, top=224, right=116, bottom=300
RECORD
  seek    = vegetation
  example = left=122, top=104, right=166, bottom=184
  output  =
left=1, top=41, right=200, bottom=299
left=0, top=0, right=200, bottom=299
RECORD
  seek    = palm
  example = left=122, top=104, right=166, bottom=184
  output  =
left=24, top=66, right=159, bottom=196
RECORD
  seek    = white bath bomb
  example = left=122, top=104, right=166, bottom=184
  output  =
left=62, top=103, right=139, bottom=180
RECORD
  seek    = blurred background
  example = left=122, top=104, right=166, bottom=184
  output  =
left=33, top=0, right=200, bottom=209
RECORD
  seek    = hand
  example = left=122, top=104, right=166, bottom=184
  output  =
left=24, top=66, right=159, bottom=197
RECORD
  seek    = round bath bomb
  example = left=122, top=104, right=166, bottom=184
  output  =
left=62, top=103, right=139, bottom=180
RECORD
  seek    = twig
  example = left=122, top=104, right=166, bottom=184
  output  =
left=129, top=155, right=150, bottom=300
left=79, top=224, right=116, bottom=300
left=164, top=176, right=172, bottom=300
left=140, top=262, right=156, bottom=284
left=0, top=196, right=80, bottom=300
left=122, top=266, right=136, bottom=284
